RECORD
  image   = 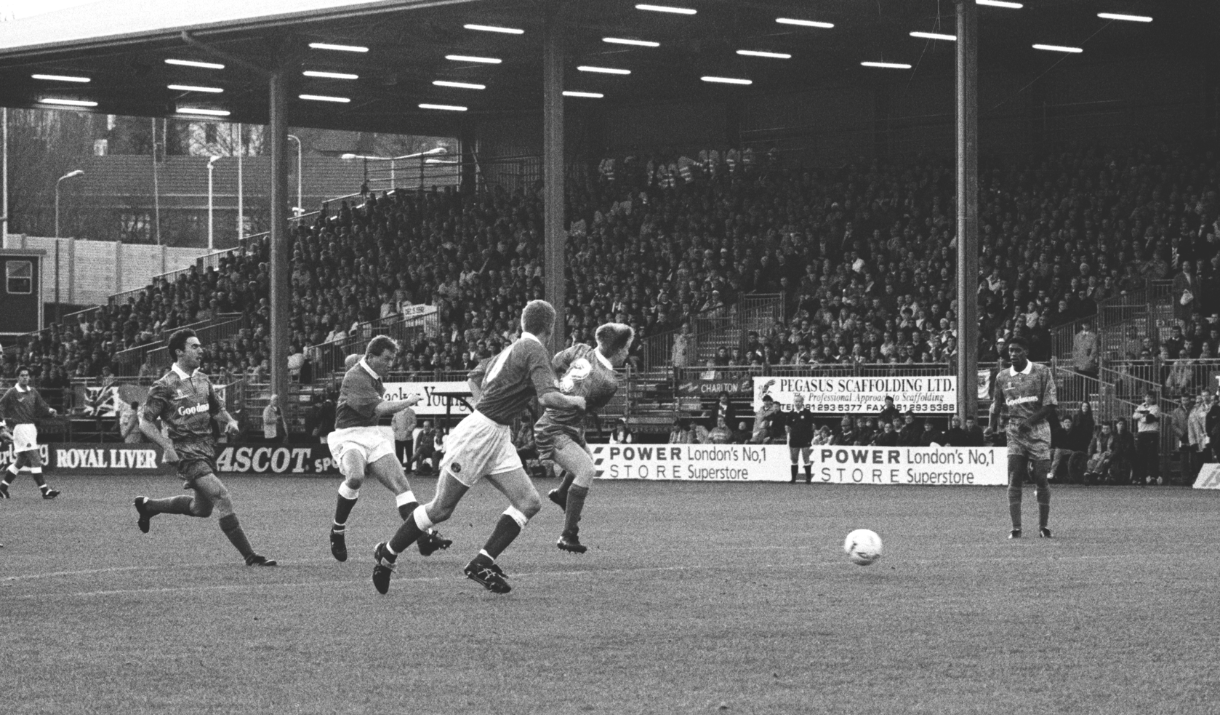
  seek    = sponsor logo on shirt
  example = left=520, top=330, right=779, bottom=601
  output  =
left=1007, top=396, right=1040, bottom=406
left=177, top=403, right=209, bottom=416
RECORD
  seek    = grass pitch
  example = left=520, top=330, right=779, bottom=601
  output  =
left=2, top=475, right=1218, bottom=714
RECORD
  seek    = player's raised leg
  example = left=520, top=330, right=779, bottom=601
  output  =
left=372, top=469, right=468, bottom=594
left=549, top=437, right=596, bottom=553
left=329, top=449, right=367, bottom=561
left=366, top=453, right=452, bottom=556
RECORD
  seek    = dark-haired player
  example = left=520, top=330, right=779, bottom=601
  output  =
left=133, top=329, right=276, bottom=566
left=0, top=367, right=60, bottom=499
left=370, top=300, right=587, bottom=594
left=327, top=335, right=450, bottom=562
left=539, top=322, right=634, bottom=553
left=987, top=335, right=1057, bottom=540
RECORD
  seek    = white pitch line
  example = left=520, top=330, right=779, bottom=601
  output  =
left=0, top=559, right=339, bottom=583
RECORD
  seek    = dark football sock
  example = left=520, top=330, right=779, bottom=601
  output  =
left=218, top=513, right=255, bottom=559
left=481, top=515, right=523, bottom=559
left=1036, top=488, right=1051, bottom=528
left=31, top=472, right=47, bottom=488
left=334, top=494, right=358, bottom=526
left=3, top=465, right=17, bottom=484
left=790, top=464, right=798, bottom=482
left=563, top=485, right=589, bottom=537
left=397, top=501, right=419, bottom=521
left=554, top=471, right=575, bottom=499
left=386, top=516, right=424, bottom=560
left=146, top=495, right=194, bottom=515
left=1008, top=500, right=1022, bottom=531
left=804, top=464, right=812, bottom=482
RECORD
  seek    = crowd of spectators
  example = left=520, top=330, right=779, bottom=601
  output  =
left=6, top=141, right=1220, bottom=394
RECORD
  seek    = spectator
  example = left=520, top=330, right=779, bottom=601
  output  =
left=314, top=391, right=336, bottom=444
left=1171, top=395, right=1196, bottom=485
left=751, top=395, right=784, bottom=444
left=391, top=404, right=416, bottom=466
left=898, top=413, right=922, bottom=446
left=610, top=420, right=634, bottom=445
left=413, top=420, right=438, bottom=475
left=1110, top=418, right=1138, bottom=484
left=262, top=394, right=286, bottom=443
left=1192, top=389, right=1216, bottom=469
left=962, top=416, right=986, bottom=447
left=872, top=420, right=899, bottom=446
left=1072, top=323, right=1099, bottom=378
left=918, top=420, right=945, bottom=446
left=1086, top=423, right=1116, bottom=485
left=120, top=400, right=143, bottom=443
left=672, top=322, right=695, bottom=369
left=942, top=415, right=968, bottom=446
left=1173, top=260, right=1198, bottom=326
left=704, top=414, right=735, bottom=444
left=1132, top=391, right=1162, bottom=485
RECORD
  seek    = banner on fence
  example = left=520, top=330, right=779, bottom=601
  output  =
left=677, top=374, right=753, bottom=398
left=753, top=376, right=957, bottom=414
left=589, top=444, right=1006, bottom=485
left=214, top=444, right=339, bottom=475
left=381, top=381, right=473, bottom=416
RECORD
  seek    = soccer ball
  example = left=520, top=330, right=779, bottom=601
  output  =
left=843, top=529, right=883, bottom=566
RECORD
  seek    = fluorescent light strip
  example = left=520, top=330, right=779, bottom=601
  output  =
left=861, top=61, right=912, bottom=69
left=165, top=58, right=225, bottom=70
left=737, top=50, right=791, bottom=59
left=32, top=73, right=90, bottom=83
left=701, top=76, right=752, bottom=85
left=464, top=23, right=523, bottom=34
left=635, top=4, right=695, bottom=14
left=433, top=80, right=486, bottom=90
left=1098, top=12, right=1152, bottom=22
left=578, top=65, right=630, bottom=75
left=178, top=107, right=230, bottom=116
left=419, top=103, right=467, bottom=111
left=1033, top=44, right=1083, bottom=53
left=169, top=84, right=224, bottom=93
left=910, top=31, right=956, bottom=41
left=603, top=37, right=660, bottom=47
left=976, top=0, right=1022, bottom=8
left=776, top=17, right=834, bottom=29
left=303, top=70, right=359, bottom=80
left=309, top=42, right=369, bottom=53
left=40, top=98, right=97, bottom=107
left=563, top=91, right=604, bottom=98
left=445, top=54, right=502, bottom=64
left=299, top=94, right=351, bottom=103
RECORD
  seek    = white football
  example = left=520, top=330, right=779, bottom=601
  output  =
left=844, top=529, right=883, bottom=566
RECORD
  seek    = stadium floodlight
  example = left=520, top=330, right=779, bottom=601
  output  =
left=309, top=42, right=369, bottom=53
left=433, top=80, right=486, bottom=90
left=165, top=58, right=225, bottom=70
left=578, top=66, right=631, bottom=75
left=39, top=98, right=98, bottom=107
left=1098, top=12, right=1152, bottom=23
left=736, top=50, right=791, bottom=59
left=861, top=61, right=912, bottom=69
left=701, top=76, right=752, bottom=85
left=563, top=91, right=604, bottom=98
left=299, top=94, right=351, bottom=103
left=168, top=84, right=224, bottom=93
left=303, top=70, right=359, bottom=80
left=177, top=106, right=231, bottom=116
left=32, top=74, right=90, bottom=83
left=445, top=54, right=502, bottom=64
left=419, top=103, right=467, bottom=111
left=776, top=18, right=834, bottom=29
left=635, top=4, right=696, bottom=14
left=977, top=0, right=1023, bottom=8
left=910, top=31, right=957, bottom=41
left=600, top=37, right=658, bottom=47
left=464, top=23, right=523, bottom=34
left=1033, top=44, right=1083, bottom=53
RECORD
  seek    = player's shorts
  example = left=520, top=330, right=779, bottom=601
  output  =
left=174, top=440, right=218, bottom=487
left=788, top=439, right=813, bottom=450
left=12, top=424, right=38, bottom=453
left=440, top=410, right=521, bottom=487
left=1005, top=425, right=1052, bottom=462
left=534, top=427, right=586, bottom=462
left=327, top=426, right=396, bottom=468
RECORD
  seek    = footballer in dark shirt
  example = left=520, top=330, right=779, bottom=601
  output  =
left=784, top=394, right=817, bottom=483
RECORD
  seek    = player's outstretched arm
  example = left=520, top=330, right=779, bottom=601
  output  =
left=375, top=395, right=421, bottom=417
left=540, top=391, right=586, bottom=412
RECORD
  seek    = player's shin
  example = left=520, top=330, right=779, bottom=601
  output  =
left=334, top=483, right=359, bottom=527
left=481, top=506, right=529, bottom=559
left=385, top=505, right=431, bottom=560
left=562, top=485, right=588, bottom=538
left=394, top=490, right=418, bottom=520
left=218, top=513, right=255, bottom=559
left=145, top=495, right=195, bottom=515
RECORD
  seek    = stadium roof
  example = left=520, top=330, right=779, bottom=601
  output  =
left=0, top=0, right=1212, bottom=137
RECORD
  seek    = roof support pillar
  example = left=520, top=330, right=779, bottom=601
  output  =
left=269, top=68, right=291, bottom=414
left=955, top=0, right=980, bottom=420
left=543, top=0, right=566, bottom=354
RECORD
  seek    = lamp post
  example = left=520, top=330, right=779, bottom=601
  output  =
left=341, top=147, right=447, bottom=194
left=54, top=169, right=84, bottom=323
left=287, top=134, right=302, bottom=215
left=207, top=155, right=219, bottom=250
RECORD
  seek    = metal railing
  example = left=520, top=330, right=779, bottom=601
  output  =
left=640, top=293, right=784, bottom=371
left=308, top=309, right=441, bottom=379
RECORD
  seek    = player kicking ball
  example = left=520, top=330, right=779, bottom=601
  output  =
left=370, top=300, right=586, bottom=595
left=327, top=337, right=450, bottom=562
left=986, top=335, right=1057, bottom=540
left=133, top=329, right=276, bottom=566
left=0, top=367, right=62, bottom=500
left=540, top=323, right=634, bottom=553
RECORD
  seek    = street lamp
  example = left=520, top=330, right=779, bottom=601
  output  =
left=287, top=134, right=303, bottom=215
left=207, top=155, right=219, bottom=251
left=341, top=147, right=447, bottom=192
left=54, top=169, right=84, bottom=238
left=53, top=168, right=83, bottom=324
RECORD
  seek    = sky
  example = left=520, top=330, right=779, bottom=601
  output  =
left=0, top=0, right=100, bottom=21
